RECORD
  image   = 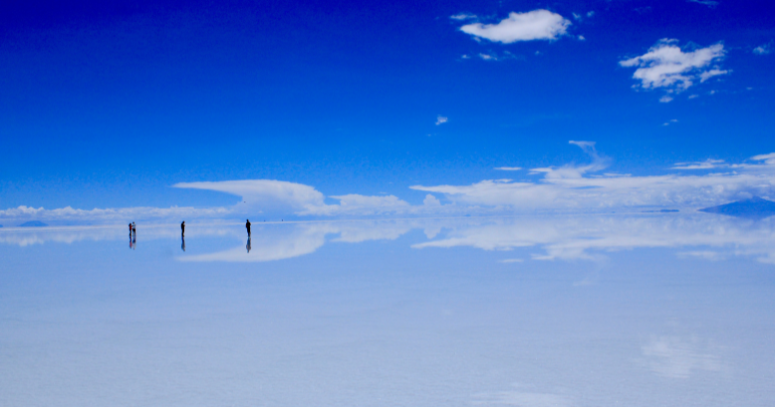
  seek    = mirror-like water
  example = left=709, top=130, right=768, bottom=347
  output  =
left=2, top=214, right=774, bottom=406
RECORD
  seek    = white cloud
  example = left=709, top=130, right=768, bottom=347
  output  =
left=499, top=258, right=524, bottom=263
left=435, top=115, right=448, bottom=125
left=423, top=194, right=441, bottom=206
left=660, top=95, right=674, bottom=103
left=175, top=179, right=327, bottom=214
left=459, top=10, right=571, bottom=43
left=699, top=68, right=728, bottom=82
left=478, top=53, right=495, bottom=60
left=450, top=13, right=476, bottom=21
left=752, top=153, right=775, bottom=165
left=578, top=35, right=586, bottom=41
left=620, top=39, right=727, bottom=92
left=687, top=0, right=719, bottom=7
left=495, top=166, right=522, bottom=171
left=663, top=119, right=679, bottom=126
left=572, top=12, right=582, bottom=21
left=672, top=158, right=725, bottom=170
left=587, top=11, right=595, bottom=17
left=754, top=44, right=771, bottom=55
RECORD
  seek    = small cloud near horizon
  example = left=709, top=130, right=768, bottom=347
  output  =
left=435, top=115, right=448, bottom=125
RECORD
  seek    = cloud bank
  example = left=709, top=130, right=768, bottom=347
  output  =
left=460, top=10, right=571, bottom=43
left=3, top=143, right=775, bottom=224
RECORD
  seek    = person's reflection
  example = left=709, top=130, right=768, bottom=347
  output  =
left=246, top=237, right=251, bottom=253
left=181, top=236, right=186, bottom=252
left=132, top=233, right=136, bottom=250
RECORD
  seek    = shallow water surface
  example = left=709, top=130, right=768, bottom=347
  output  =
left=1, top=214, right=774, bottom=406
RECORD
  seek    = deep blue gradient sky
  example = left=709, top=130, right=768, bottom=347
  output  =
left=1, top=0, right=774, bottom=211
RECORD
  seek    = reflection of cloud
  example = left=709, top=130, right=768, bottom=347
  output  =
left=413, top=215, right=775, bottom=264
left=179, top=220, right=417, bottom=262
left=180, top=223, right=337, bottom=262
left=473, top=388, right=570, bottom=406
left=4, top=214, right=775, bottom=265
left=641, top=336, right=722, bottom=378
left=460, top=10, right=571, bottom=43
left=0, top=224, right=240, bottom=247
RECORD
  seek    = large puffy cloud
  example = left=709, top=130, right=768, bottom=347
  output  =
left=173, top=180, right=433, bottom=217
left=620, top=39, right=727, bottom=93
left=174, top=180, right=326, bottom=214
left=459, top=10, right=571, bottom=43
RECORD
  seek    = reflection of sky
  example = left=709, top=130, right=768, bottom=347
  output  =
left=6, top=214, right=773, bottom=264
left=1, top=214, right=775, bottom=406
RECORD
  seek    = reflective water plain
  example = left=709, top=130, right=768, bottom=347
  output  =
left=2, top=213, right=774, bottom=406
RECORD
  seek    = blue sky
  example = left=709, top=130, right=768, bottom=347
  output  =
left=1, top=0, right=774, bottom=222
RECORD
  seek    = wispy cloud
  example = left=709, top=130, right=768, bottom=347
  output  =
left=620, top=39, right=727, bottom=96
left=672, top=158, right=725, bottom=170
left=435, top=115, right=448, bottom=125
left=412, top=142, right=775, bottom=211
left=459, top=10, right=571, bottom=43
left=450, top=13, right=477, bottom=21
left=495, top=166, right=522, bottom=171
left=687, top=0, right=719, bottom=7
left=663, top=119, right=679, bottom=126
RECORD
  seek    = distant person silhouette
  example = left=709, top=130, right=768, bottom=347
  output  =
left=246, top=237, right=251, bottom=253
left=181, top=221, right=185, bottom=237
left=181, top=236, right=186, bottom=252
left=128, top=223, right=132, bottom=236
left=246, top=219, right=251, bottom=237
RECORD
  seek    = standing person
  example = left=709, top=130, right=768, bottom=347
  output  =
left=181, top=221, right=185, bottom=237
left=246, top=219, right=251, bottom=237
left=129, top=223, right=133, bottom=237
